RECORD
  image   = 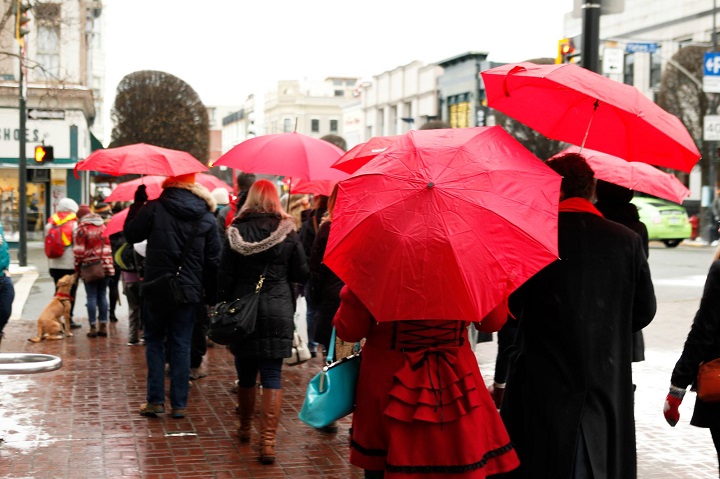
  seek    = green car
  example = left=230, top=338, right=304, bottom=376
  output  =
left=630, top=196, right=693, bottom=248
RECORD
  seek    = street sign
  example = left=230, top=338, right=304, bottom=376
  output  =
left=625, top=42, right=658, bottom=54
left=704, top=115, right=720, bottom=141
left=27, top=109, right=65, bottom=120
left=603, top=48, right=624, bottom=75
left=703, top=53, right=720, bottom=93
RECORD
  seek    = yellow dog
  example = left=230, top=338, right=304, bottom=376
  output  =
left=28, top=274, right=76, bottom=343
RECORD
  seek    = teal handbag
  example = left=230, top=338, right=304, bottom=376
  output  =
left=298, top=328, right=361, bottom=428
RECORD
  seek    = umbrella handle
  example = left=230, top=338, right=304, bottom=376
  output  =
left=580, top=99, right=600, bottom=152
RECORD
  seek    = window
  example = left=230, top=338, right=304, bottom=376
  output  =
left=650, top=47, right=663, bottom=92
left=37, top=25, right=60, bottom=79
left=329, top=119, right=338, bottom=133
left=283, top=118, right=293, bottom=133
left=623, top=53, right=635, bottom=86
left=334, top=90, right=344, bottom=97
left=311, top=119, right=320, bottom=133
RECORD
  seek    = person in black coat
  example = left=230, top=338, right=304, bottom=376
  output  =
left=217, top=179, right=308, bottom=465
left=500, top=153, right=656, bottom=479
left=299, top=194, right=328, bottom=356
left=664, top=257, right=720, bottom=475
left=124, top=173, right=221, bottom=419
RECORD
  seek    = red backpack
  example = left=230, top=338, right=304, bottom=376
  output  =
left=45, top=213, right=75, bottom=258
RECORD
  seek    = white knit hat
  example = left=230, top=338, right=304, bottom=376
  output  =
left=211, top=187, right=230, bottom=206
left=57, top=197, right=79, bottom=213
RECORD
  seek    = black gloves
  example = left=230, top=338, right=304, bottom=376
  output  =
left=134, top=184, right=148, bottom=204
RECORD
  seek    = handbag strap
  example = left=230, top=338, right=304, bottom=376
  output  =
left=175, top=218, right=202, bottom=276
left=327, top=327, right=337, bottom=363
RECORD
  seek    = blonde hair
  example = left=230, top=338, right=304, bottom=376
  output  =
left=238, top=179, right=290, bottom=219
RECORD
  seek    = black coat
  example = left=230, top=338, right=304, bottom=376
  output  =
left=671, top=259, right=720, bottom=428
left=308, top=220, right=344, bottom=348
left=124, top=183, right=221, bottom=305
left=501, top=210, right=656, bottom=479
left=219, top=213, right=308, bottom=359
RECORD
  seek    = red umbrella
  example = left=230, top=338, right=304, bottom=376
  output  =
left=331, top=135, right=402, bottom=174
left=74, top=143, right=208, bottom=178
left=213, top=132, right=345, bottom=180
left=287, top=178, right=341, bottom=197
left=552, top=146, right=691, bottom=204
left=104, top=207, right=128, bottom=237
left=323, top=126, right=562, bottom=323
left=481, top=62, right=701, bottom=173
left=105, top=174, right=232, bottom=202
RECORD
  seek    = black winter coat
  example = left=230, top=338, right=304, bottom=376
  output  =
left=123, top=182, right=221, bottom=305
left=219, top=213, right=308, bottom=359
left=671, top=259, right=720, bottom=428
left=502, top=210, right=656, bottom=479
left=308, top=220, right=344, bottom=348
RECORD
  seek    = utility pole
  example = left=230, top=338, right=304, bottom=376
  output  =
left=580, top=1, right=601, bottom=73
left=17, top=42, right=26, bottom=266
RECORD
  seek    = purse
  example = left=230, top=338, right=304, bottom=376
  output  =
left=697, top=358, right=720, bottom=402
left=285, top=331, right=312, bottom=366
left=207, top=263, right=270, bottom=346
left=80, top=260, right=105, bottom=282
left=298, top=327, right=361, bottom=428
left=140, top=219, right=200, bottom=304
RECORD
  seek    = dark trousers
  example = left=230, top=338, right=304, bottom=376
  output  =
left=235, top=357, right=283, bottom=389
left=711, top=425, right=720, bottom=478
left=190, top=304, right=208, bottom=369
left=108, top=269, right=121, bottom=317
left=0, top=274, right=14, bottom=334
left=49, top=268, right=77, bottom=320
left=124, top=280, right=142, bottom=342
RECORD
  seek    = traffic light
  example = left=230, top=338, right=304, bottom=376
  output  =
left=34, top=145, right=53, bottom=164
left=557, top=38, right=576, bottom=64
left=11, top=0, right=31, bottom=45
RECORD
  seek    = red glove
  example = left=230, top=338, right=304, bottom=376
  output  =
left=663, top=385, right=686, bottom=427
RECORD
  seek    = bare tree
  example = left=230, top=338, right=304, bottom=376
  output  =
left=109, top=70, right=210, bottom=164
left=491, top=57, right=566, bottom=160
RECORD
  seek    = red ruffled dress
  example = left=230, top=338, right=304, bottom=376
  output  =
left=333, top=287, right=519, bottom=478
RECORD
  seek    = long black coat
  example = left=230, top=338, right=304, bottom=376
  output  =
left=671, top=259, right=720, bottom=428
left=501, top=210, right=656, bottom=479
left=124, top=182, right=221, bottom=305
left=308, top=220, right=344, bottom=348
left=218, top=213, right=308, bottom=359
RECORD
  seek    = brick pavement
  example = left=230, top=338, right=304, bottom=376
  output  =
left=1, top=244, right=719, bottom=478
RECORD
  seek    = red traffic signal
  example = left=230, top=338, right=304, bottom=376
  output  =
left=556, top=38, right=576, bottom=64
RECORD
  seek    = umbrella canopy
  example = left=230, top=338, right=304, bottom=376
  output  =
left=481, top=62, right=701, bottom=173
left=74, top=143, right=208, bottom=178
left=552, top=146, right=691, bottom=204
left=104, top=174, right=232, bottom=203
left=331, top=135, right=403, bottom=174
left=287, top=178, right=341, bottom=197
left=323, top=126, right=562, bottom=323
left=104, top=207, right=128, bottom=237
left=213, top=132, right=346, bottom=180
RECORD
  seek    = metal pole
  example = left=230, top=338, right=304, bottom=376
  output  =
left=710, top=0, right=718, bottom=243
left=18, top=43, right=27, bottom=266
left=581, top=2, right=601, bottom=73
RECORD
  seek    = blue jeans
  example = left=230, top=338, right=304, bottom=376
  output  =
left=235, top=356, right=283, bottom=389
left=83, top=277, right=109, bottom=325
left=143, top=301, right=195, bottom=409
left=0, top=274, right=15, bottom=334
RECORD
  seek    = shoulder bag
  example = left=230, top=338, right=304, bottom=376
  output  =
left=697, top=358, right=720, bottom=402
left=207, top=262, right=270, bottom=346
left=140, top=219, right=201, bottom=304
left=298, top=327, right=361, bottom=428
left=80, top=259, right=105, bottom=282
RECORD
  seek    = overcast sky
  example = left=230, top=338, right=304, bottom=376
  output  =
left=101, top=0, right=573, bottom=125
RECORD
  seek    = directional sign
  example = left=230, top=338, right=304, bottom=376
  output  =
left=625, top=42, right=658, bottom=54
left=603, top=48, right=624, bottom=75
left=703, top=52, right=720, bottom=93
left=27, top=109, right=65, bottom=120
left=705, top=115, right=720, bottom=141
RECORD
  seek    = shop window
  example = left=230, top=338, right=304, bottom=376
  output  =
left=330, top=119, right=338, bottom=133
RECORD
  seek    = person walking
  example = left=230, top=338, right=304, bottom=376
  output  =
left=95, top=202, right=121, bottom=323
left=45, top=197, right=82, bottom=330
left=0, top=218, right=14, bottom=349
left=663, top=254, right=720, bottom=475
left=218, top=179, right=308, bottom=464
left=73, top=204, right=115, bottom=338
left=124, top=174, right=220, bottom=419
left=499, top=153, right=657, bottom=478
left=299, top=194, right=328, bottom=357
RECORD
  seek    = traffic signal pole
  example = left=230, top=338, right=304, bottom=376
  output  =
left=580, top=1, right=601, bottom=73
left=17, top=42, right=27, bottom=266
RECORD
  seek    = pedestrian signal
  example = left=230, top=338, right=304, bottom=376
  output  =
left=34, top=145, right=54, bottom=164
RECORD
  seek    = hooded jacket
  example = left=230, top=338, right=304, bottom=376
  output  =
left=219, top=212, right=308, bottom=359
left=124, top=180, right=221, bottom=305
left=73, top=213, right=115, bottom=277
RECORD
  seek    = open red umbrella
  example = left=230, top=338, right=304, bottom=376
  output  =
left=331, top=135, right=402, bottom=174
left=104, top=207, right=128, bottom=237
left=213, top=132, right=346, bottom=180
left=104, top=174, right=232, bottom=202
left=481, top=62, right=701, bottom=173
left=74, top=143, right=208, bottom=178
left=552, top=146, right=691, bottom=204
left=323, top=126, right=562, bottom=323
left=287, top=178, right=342, bottom=197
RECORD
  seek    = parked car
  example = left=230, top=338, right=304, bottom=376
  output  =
left=631, top=196, right=693, bottom=248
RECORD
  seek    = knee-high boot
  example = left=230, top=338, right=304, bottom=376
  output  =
left=237, top=386, right=256, bottom=443
left=259, top=388, right=282, bottom=464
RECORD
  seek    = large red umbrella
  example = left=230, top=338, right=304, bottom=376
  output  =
left=323, top=126, right=562, bottom=323
left=213, top=132, right=346, bottom=180
left=74, top=143, right=208, bottom=178
left=286, top=178, right=341, bottom=197
left=481, top=62, right=701, bottom=173
left=104, top=174, right=232, bottom=202
left=552, top=146, right=691, bottom=204
left=331, top=135, right=402, bottom=174
left=104, top=207, right=128, bottom=237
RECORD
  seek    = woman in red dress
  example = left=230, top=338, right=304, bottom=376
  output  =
left=334, top=286, right=520, bottom=479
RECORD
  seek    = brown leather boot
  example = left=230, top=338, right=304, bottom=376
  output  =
left=97, top=322, right=108, bottom=337
left=86, top=325, right=97, bottom=338
left=259, top=388, right=282, bottom=464
left=237, top=386, right=256, bottom=443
